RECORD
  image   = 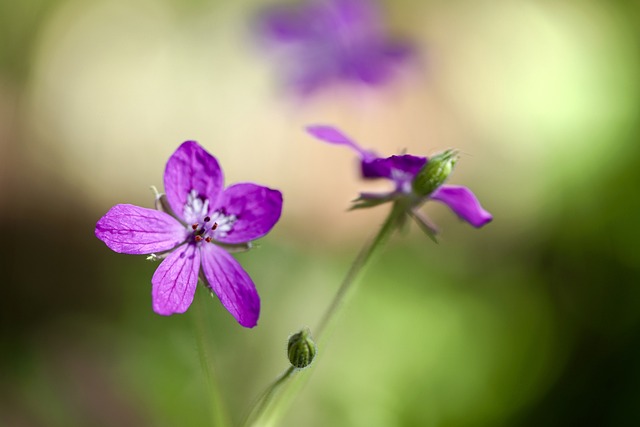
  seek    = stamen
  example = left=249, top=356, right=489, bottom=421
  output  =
left=189, top=210, right=235, bottom=242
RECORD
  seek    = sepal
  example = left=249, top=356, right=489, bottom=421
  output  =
left=412, top=150, right=458, bottom=197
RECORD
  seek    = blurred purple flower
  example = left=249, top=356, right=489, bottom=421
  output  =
left=307, top=125, right=492, bottom=238
left=95, top=141, right=283, bottom=327
left=256, top=0, right=414, bottom=96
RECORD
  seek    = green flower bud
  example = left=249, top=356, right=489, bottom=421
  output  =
left=412, top=150, right=458, bottom=197
left=287, top=328, right=317, bottom=369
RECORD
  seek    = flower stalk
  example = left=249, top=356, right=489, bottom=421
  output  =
left=192, top=286, right=231, bottom=427
left=315, top=201, right=405, bottom=339
left=243, top=366, right=296, bottom=427
left=245, top=202, right=404, bottom=426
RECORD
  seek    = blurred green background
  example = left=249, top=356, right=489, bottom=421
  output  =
left=1, top=0, right=639, bottom=426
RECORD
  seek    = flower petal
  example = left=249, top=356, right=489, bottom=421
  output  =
left=326, top=0, right=382, bottom=36
left=152, top=244, right=200, bottom=315
left=306, top=125, right=376, bottom=160
left=342, top=38, right=415, bottom=85
left=258, top=0, right=379, bottom=43
left=214, top=183, right=283, bottom=244
left=291, top=61, right=336, bottom=96
left=200, top=244, right=260, bottom=328
left=341, top=47, right=394, bottom=84
left=430, top=185, right=493, bottom=227
left=257, top=3, right=321, bottom=43
left=95, top=204, right=187, bottom=254
left=164, top=141, right=224, bottom=221
left=361, top=154, right=426, bottom=180
left=381, top=39, right=415, bottom=63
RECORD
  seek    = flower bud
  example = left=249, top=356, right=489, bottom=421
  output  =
left=287, top=328, right=317, bottom=369
left=412, top=150, right=458, bottom=197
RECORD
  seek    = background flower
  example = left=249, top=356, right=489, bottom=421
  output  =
left=256, top=0, right=415, bottom=95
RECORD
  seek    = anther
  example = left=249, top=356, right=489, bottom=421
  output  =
left=191, top=224, right=198, bottom=230
left=204, top=216, right=211, bottom=222
left=205, top=237, right=212, bottom=243
left=195, top=235, right=203, bottom=242
left=211, top=223, right=218, bottom=230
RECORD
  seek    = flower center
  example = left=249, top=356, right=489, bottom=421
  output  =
left=390, top=168, right=414, bottom=194
left=183, top=190, right=210, bottom=224
left=184, top=190, right=237, bottom=244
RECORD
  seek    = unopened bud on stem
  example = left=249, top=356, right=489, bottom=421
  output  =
left=287, top=328, right=317, bottom=369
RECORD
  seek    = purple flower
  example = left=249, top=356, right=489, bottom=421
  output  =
left=306, top=125, right=492, bottom=238
left=256, top=0, right=414, bottom=96
left=95, top=141, right=283, bottom=327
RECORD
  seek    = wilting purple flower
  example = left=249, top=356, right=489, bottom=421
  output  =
left=95, top=141, right=283, bottom=327
left=306, top=125, right=492, bottom=238
left=256, top=0, right=414, bottom=95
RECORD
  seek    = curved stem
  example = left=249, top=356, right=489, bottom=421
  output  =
left=242, top=367, right=295, bottom=427
left=315, top=203, right=403, bottom=339
left=245, top=203, right=403, bottom=426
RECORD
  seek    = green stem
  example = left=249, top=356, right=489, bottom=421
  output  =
left=245, top=203, right=403, bottom=426
left=242, top=367, right=296, bottom=427
left=315, top=203, right=403, bottom=340
left=193, top=289, right=231, bottom=427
